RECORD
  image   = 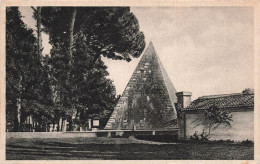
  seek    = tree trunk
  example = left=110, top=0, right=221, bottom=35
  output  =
left=63, top=119, right=67, bottom=132
left=207, top=124, right=212, bottom=137
left=68, top=7, right=77, bottom=64
left=36, top=7, right=43, bottom=64
left=57, top=120, right=59, bottom=132
left=87, top=53, right=101, bottom=70
left=29, top=116, right=31, bottom=132
left=32, top=118, right=34, bottom=132
left=86, top=48, right=112, bottom=71
left=15, top=75, right=22, bottom=132
left=58, top=117, right=62, bottom=131
left=61, top=118, right=64, bottom=131
left=16, top=96, right=21, bottom=132
left=52, top=120, right=55, bottom=132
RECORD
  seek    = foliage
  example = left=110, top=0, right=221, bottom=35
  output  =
left=175, top=103, right=184, bottom=119
left=242, top=88, right=254, bottom=94
left=61, top=30, right=117, bottom=128
left=47, top=38, right=73, bottom=124
left=203, top=105, right=233, bottom=137
left=189, top=131, right=199, bottom=141
left=6, top=7, right=145, bottom=131
left=41, top=7, right=145, bottom=63
left=6, top=7, right=53, bottom=131
left=40, top=7, right=145, bottom=130
left=189, top=130, right=208, bottom=142
left=241, top=139, right=254, bottom=145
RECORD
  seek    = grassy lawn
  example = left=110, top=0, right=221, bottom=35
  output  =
left=6, top=137, right=253, bottom=160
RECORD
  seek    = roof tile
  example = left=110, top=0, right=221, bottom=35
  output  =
left=185, top=93, right=254, bottom=111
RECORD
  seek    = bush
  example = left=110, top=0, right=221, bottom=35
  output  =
left=200, top=130, right=209, bottom=141
left=190, top=131, right=200, bottom=141
left=190, top=130, right=209, bottom=142
left=241, top=139, right=254, bottom=145
left=225, top=139, right=234, bottom=143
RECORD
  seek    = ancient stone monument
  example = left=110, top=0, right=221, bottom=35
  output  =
left=105, top=42, right=178, bottom=130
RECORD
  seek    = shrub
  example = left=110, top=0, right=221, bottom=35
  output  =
left=200, top=130, right=209, bottom=141
left=189, top=131, right=200, bottom=141
left=190, top=130, right=209, bottom=142
left=225, top=139, right=234, bottom=143
left=241, top=139, right=254, bottom=145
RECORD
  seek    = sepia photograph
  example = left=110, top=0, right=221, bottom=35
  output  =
left=2, top=1, right=259, bottom=162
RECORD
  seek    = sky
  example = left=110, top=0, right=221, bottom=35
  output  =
left=19, top=7, right=254, bottom=100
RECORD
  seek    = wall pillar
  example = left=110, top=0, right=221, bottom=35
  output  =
left=176, top=91, right=192, bottom=139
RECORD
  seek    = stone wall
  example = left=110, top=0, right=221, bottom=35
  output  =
left=6, top=132, right=97, bottom=138
left=185, top=110, right=254, bottom=141
left=6, top=130, right=178, bottom=138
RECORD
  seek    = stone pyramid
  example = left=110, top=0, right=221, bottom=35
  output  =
left=105, top=42, right=178, bottom=130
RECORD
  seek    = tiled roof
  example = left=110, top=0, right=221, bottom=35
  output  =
left=185, top=93, right=254, bottom=111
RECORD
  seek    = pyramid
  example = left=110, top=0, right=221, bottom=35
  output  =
left=105, top=42, right=178, bottom=130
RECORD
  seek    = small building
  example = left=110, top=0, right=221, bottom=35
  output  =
left=177, top=91, right=254, bottom=141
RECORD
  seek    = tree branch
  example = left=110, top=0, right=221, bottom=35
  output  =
left=87, top=52, right=102, bottom=70
left=31, top=7, right=37, bottom=12
left=87, top=45, right=113, bottom=70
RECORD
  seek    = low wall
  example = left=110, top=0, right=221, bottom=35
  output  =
left=6, top=130, right=178, bottom=139
left=6, top=132, right=97, bottom=138
left=185, top=110, right=254, bottom=141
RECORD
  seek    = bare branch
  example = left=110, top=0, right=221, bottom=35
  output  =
left=31, top=6, right=37, bottom=12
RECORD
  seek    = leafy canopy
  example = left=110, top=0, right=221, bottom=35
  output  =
left=41, top=7, right=145, bottom=63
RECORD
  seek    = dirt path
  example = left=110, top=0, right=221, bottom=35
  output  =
left=129, top=136, right=179, bottom=145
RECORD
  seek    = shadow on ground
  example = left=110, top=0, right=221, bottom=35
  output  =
left=6, top=137, right=254, bottom=160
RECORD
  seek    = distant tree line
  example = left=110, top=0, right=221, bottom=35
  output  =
left=6, top=7, right=145, bottom=132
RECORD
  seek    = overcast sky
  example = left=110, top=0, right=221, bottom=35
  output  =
left=19, top=7, right=254, bottom=100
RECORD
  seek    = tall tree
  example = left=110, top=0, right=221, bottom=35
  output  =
left=40, top=8, right=77, bottom=131
left=31, top=7, right=43, bottom=64
left=6, top=7, right=53, bottom=131
left=6, top=7, right=36, bottom=131
left=40, top=7, right=145, bottom=130
left=47, top=42, right=72, bottom=131
left=70, top=32, right=116, bottom=129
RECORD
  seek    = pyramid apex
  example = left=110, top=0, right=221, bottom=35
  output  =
left=148, top=41, right=155, bottom=48
left=143, top=41, right=156, bottom=56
